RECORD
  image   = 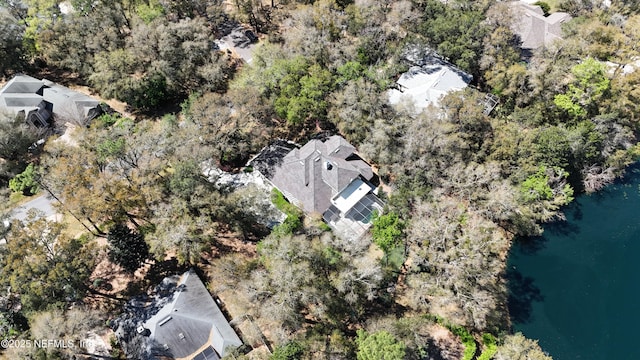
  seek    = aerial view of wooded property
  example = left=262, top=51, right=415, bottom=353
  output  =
left=1, top=0, right=640, bottom=359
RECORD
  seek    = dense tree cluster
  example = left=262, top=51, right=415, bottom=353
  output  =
left=0, top=216, right=97, bottom=312
left=0, top=112, right=43, bottom=201
left=107, top=222, right=149, bottom=273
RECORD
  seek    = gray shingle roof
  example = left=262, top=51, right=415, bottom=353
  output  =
left=0, top=74, right=101, bottom=124
left=511, top=1, right=572, bottom=50
left=139, top=270, right=242, bottom=359
left=2, top=75, right=44, bottom=94
left=268, top=135, right=375, bottom=215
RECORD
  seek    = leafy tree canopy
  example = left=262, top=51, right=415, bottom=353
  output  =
left=371, top=211, right=404, bottom=255
left=355, top=329, right=406, bottom=360
left=107, top=222, right=149, bottom=273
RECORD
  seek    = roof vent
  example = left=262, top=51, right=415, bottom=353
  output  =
left=325, top=161, right=333, bottom=170
left=158, top=316, right=173, bottom=326
left=179, top=333, right=185, bottom=340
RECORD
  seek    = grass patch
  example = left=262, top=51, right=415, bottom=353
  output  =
left=382, top=245, right=405, bottom=270
left=543, top=0, right=561, bottom=12
left=271, top=189, right=303, bottom=235
left=61, top=212, right=91, bottom=239
left=477, top=333, right=498, bottom=360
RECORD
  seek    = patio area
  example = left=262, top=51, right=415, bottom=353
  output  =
left=324, top=193, right=385, bottom=241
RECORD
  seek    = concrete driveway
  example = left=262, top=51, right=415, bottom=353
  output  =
left=216, top=22, right=259, bottom=63
left=11, top=194, right=58, bottom=222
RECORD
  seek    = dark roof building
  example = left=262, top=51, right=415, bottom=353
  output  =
left=116, top=270, right=242, bottom=360
left=254, top=135, right=384, bottom=240
left=0, top=75, right=102, bottom=126
left=269, top=135, right=374, bottom=215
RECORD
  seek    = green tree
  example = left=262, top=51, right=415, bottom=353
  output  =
left=0, top=10, right=26, bottom=76
left=9, top=163, right=39, bottom=196
left=37, top=4, right=128, bottom=76
left=136, top=0, right=164, bottom=23
left=355, top=329, right=406, bottom=360
left=553, top=58, right=610, bottom=118
left=371, top=211, right=404, bottom=255
left=533, top=1, right=551, bottom=16
left=272, top=59, right=334, bottom=125
left=416, top=0, right=489, bottom=76
left=0, top=113, right=40, bottom=162
left=0, top=217, right=97, bottom=312
left=520, top=166, right=554, bottom=202
left=329, top=77, right=383, bottom=145
left=271, top=341, right=305, bottom=360
left=0, top=112, right=40, bottom=195
left=107, top=222, right=149, bottom=273
left=534, top=126, right=571, bottom=169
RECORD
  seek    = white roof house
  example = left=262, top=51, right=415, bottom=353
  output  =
left=388, top=55, right=472, bottom=112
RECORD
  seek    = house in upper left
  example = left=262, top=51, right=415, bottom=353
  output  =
left=0, top=74, right=103, bottom=127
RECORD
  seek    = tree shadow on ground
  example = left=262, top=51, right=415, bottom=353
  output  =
left=123, top=258, right=190, bottom=298
left=506, top=268, right=544, bottom=325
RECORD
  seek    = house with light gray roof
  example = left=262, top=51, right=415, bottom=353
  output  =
left=253, top=135, right=384, bottom=241
left=0, top=74, right=103, bottom=126
left=510, top=1, right=571, bottom=52
left=387, top=54, right=472, bottom=112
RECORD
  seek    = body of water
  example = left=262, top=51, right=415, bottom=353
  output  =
left=507, top=167, right=640, bottom=359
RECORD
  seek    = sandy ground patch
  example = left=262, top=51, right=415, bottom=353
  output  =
left=426, top=323, right=465, bottom=360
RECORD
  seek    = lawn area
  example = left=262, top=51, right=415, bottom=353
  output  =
left=2, top=191, right=36, bottom=212
left=383, top=245, right=405, bottom=270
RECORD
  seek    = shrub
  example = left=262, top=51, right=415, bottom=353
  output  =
left=371, top=211, right=404, bottom=254
left=478, top=333, right=498, bottom=360
left=9, top=163, right=39, bottom=196
left=271, top=189, right=303, bottom=235
left=534, top=1, right=551, bottom=16
left=271, top=341, right=304, bottom=360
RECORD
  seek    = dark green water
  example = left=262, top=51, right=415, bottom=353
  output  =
left=508, top=166, right=640, bottom=359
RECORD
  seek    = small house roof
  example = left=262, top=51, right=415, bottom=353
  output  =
left=134, top=270, right=242, bottom=359
left=388, top=55, right=472, bottom=111
left=0, top=74, right=101, bottom=124
left=511, top=1, right=571, bottom=50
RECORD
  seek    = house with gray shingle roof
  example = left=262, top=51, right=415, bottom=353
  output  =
left=0, top=74, right=102, bottom=126
left=511, top=1, right=571, bottom=52
left=115, top=270, right=242, bottom=360
left=253, top=135, right=384, bottom=241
